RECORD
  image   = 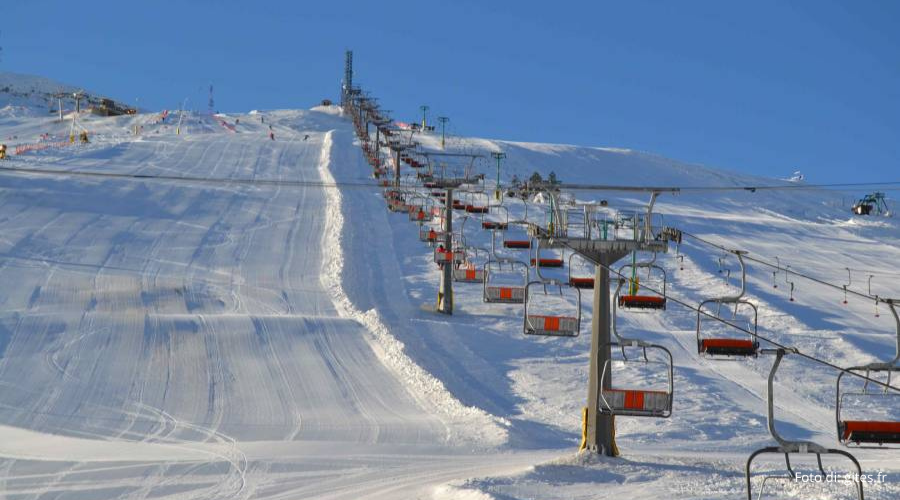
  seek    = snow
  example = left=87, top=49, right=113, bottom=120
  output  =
left=0, top=71, right=898, bottom=498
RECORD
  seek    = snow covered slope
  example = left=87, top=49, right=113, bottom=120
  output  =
left=0, top=74, right=897, bottom=498
left=342, top=125, right=900, bottom=498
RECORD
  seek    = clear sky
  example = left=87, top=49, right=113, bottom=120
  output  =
left=3, top=0, right=898, bottom=183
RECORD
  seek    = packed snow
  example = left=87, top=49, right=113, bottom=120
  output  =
left=0, top=72, right=898, bottom=498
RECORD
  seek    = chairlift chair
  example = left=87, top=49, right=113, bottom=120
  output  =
left=482, top=205, right=510, bottom=231
left=465, top=192, right=490, bottom=214
left=599, top=279, right=674, bottom=417
left=419, top=226, right=445, bottom=246
left=483, top=258, right=529, bottom=304
left=696, top=250, right=760, bottom=357
left=434, top=246, right=464, bottom=266
left=407, top=195, right=431, bottom=223
left=747, top=348, right=864, bottom=500
left=523, top=279, right=581, bottom=337
left=503, top=226, right=532, bottom=249
left=454, top=247, right=488, bottom=283
left=618, top=253, right=667, bottom=310
left=568, top=252, right=596, bottom=289
left=454, top=265, right=486, bottom=284
left=531, top=246, right=564, bottom=268
left=836, top=300, right=900, bottom=446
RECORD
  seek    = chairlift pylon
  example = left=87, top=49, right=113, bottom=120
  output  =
left=696, top=250, right=760, bottom=357
left=836, top=300, right=900, bottom=446
left=747, top=348, right=864, bottom=500
left=523, top=279, right=581, bottom=337
left=598, top=279, right=674, bottom=417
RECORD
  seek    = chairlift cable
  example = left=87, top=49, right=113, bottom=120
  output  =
left=680, top=230, right=898, bottom=305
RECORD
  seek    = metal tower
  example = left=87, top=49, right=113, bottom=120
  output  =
left=207, top=84, right=214, bottom=115
left=342, top=50, right=353, bottom=106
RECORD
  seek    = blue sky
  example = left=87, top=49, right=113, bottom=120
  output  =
left=3, top=0, right=898, bottom=183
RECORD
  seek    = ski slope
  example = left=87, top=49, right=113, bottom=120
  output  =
left=1, top=72, right=899, bottom=498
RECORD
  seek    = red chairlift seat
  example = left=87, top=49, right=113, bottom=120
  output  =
left=618, top=295, right=666, bottom=309
left=840, top=421, right=900, bottom=444
left=569, top=277, right=595, bottom=289
left=465, top=205, right=489, bottom=214
left=531, top=258, right=564, bottom=268
left=482, top=221, right=508, bottom=230
left=699, top=338, right=759, bottom=357
left=452, top=201, right=467, bottom=210
left=503, top=240, right=531, bottom=249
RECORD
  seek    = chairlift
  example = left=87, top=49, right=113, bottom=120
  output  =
left=434, top=246, right=464, bottom=266
left=599, top=279, right=674, bottom=417
left=454, top=247, right=488, bottom=283
left=836, top=300, right=900, bottom=446
left=407, top=195, right=432, bottom=223
left=483, top=258, right=529, bottom=304
left=567, top=252, right=595, bottom=289
left=696, top=250, right=760, bottom=357
left=503, top=226, right=532, bottom=249
left=482, top=205, right=510, bottom=231
left=523, top=279, right=581, bottom=337
left=618, top=252, right=667, bottom=310
left=747, top=348, right=864, bottom=500
left=530, top=246, right=564, bottom=268
left=419, top=226, right=444, bottom=246
left=465, top=192, right=490, bottom=213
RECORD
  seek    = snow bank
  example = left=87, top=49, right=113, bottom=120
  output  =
left=317, top=129, right=508, bottom=448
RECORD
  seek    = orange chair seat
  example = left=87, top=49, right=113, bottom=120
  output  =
left=618, top=295, right=666, bottom=309
left=531, top=258, right=564, bottom=268
left=842, top=421, right=900, bottom=443
left=569, top=277, right=595, bottom=289
left=503, top=240, right=531, bottom=249
left=700, top=338, right=758, bottom=356
left=482, top=221, right=509, bottom=230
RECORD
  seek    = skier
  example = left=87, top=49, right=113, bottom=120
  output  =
left=303, top=134, right=309, bottom=141
left=269, top=131, right=275, bottom=141
left=0, top=144, right=7, bottom=160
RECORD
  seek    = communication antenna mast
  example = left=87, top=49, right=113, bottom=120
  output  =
left=207, top=84, right=214, bottom=115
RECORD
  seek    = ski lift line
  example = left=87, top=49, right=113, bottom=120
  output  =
left=20, top=159, right=889, bottom=194
left=556, top=239, right=900, bottom=394
left=559, top=180, right=900, bottom=193
left=0, top=164, right=388, bottom=190
left=680, top=230, right=898, bottom=306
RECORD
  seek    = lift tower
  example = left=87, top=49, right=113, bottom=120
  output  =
left=532, top=189, right=673, bottom=456
left=341, top=50, right=353, bottom=107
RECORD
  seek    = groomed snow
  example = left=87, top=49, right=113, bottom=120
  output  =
left=0, top=74, right=898, bottom=498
